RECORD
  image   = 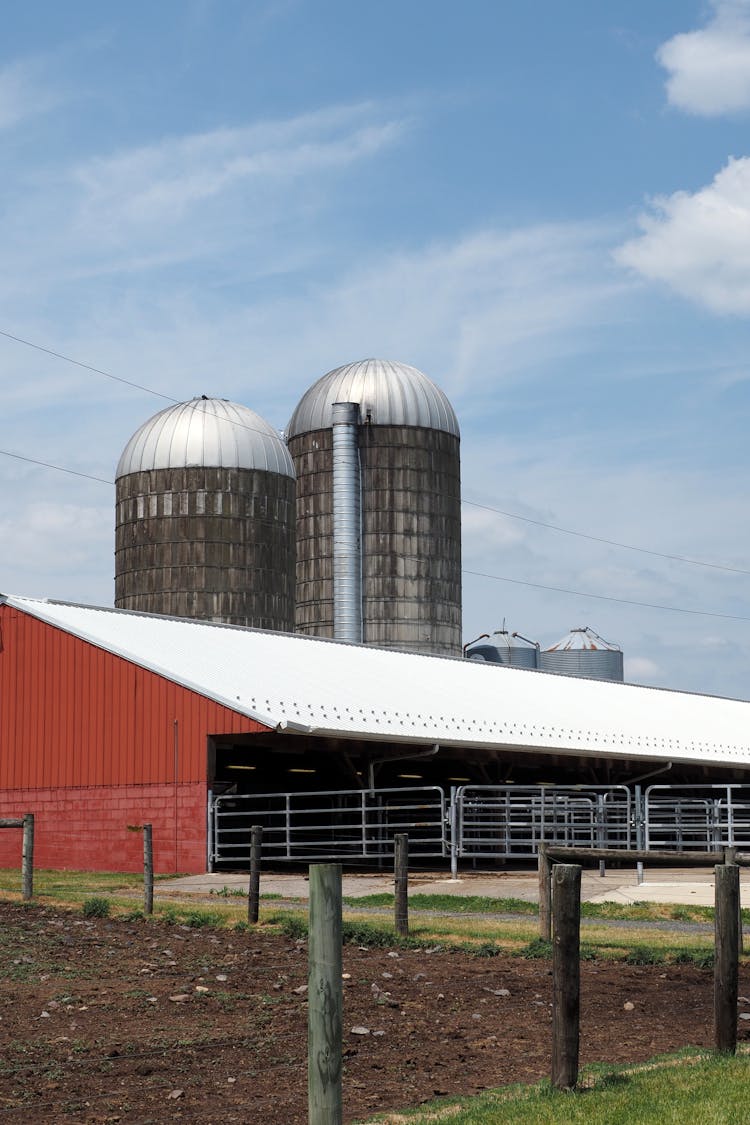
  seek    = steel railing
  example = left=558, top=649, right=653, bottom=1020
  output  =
left=645, top=784, right=750, bottom=851
left=453, top=785, right=632, bottom=862
left=207, top=782, right=750, bottom=869
left=209, top=786, right=447, bottom=867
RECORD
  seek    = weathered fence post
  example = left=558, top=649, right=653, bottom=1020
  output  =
left=394, top=833, right=409, bottom=937
left=724, top=847, right=743, bottom=954
left=551, top=863, right=581, bottom=1090
left=21, top=813, right=34, bottom=901
left=248, top=825, right=263, bottom=925
left=538, top=842, right=552, bottom=941
left=143, top=824, right=154, bottom=915
left=308, top=863, right=343, bottom=1125
left=715, top=862, right=739, bottom=1055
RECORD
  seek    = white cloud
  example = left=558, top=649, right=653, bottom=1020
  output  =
left=0, top=101, right=408, bottom=299
left=658, top=0, right=750, bottom=115
left=68, top=104, right=407, bottom=256
left=625, top=656, right=661, bottom=681
left=615, top=156, right=750, bottom=313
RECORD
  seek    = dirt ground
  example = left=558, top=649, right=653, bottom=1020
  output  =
left=0, top=903, right=747, bottom=1124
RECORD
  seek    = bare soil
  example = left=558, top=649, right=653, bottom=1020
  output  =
left=0, top=902, right=747, bottom=1124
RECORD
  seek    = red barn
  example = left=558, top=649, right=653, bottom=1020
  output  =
left=2, top=593, right=750, bottom=874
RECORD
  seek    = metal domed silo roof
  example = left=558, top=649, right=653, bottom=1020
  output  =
left=116, top=397, right=294, bottom=479
left=286, top=358, right=460, bottom=439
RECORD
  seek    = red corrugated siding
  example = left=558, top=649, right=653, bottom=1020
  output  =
left=0, top=605, right=268, bottom=789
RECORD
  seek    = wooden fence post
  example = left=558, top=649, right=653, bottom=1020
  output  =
left=21, top=813, right=34, bottom=902
left=248, top=825, right=263, bottom=925
left=143, top=824, right=154, bottom=915
left=724, top=847, right=743, bottom=954
left=394, top=834, right=408, bottom=937
left=538, top=843, right=552, bottom=941
left=308, top=864, right=343, bottom=1125
left=551, top=863, right=581, bottom=1090
left=715, top=863, right=739, bottom=1055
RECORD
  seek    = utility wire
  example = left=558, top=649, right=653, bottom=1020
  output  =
left=0, top=329, right=177, bottom=402
left=0, top=327, right=289, bottom=445
left=0, top=448, right=113, bottom=485
left=462, top=498, right=750, bottom=577
left=464, top=569, right=750, bottom=623
left=2, top=327, right=747, bottom=602
left=2, top=445, right=747, bottom=623
left=2, top=325, right=747, bottom=578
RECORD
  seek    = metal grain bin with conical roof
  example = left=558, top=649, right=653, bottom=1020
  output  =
left=115, top=397, right=295, bottom=629
left=465, top=629, right=539, bottom=669
left=539, top=626, right=624, bottom=682
left=287, top=358, right=462, bottom=656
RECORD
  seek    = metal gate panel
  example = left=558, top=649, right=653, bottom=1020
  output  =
left=645, top=784, right=750, bottom=851
left=454, top=785, right=631, bottom=861
left=210, top=786, right=447, bottom=866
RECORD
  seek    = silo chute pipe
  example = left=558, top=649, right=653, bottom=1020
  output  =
left=331, top=401, right=362, bottom=643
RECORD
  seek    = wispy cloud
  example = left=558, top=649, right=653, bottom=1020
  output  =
left=658, top=0, right=750, bottom=116
left=0, top=101, right=409, bottom=295
left=615, top=156, right=750, bottom=314
left=72, top=104, right=406, bottom=231
left=0, top=56, right=61, bottom=129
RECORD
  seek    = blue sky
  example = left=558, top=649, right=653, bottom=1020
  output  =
left=1, top=0, right=749, bottom=698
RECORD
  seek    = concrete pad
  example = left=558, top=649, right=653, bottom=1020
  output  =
left=588, top=882, right=719, bottom=907
left=156, top=867, right=750, bottom=907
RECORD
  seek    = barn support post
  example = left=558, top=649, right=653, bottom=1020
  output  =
left=551, top=863, right=581, bottom=1091
left=143, top=824, right=154, bottom=915
left=538, top=842, right=552, bottom=941
left=21, top=814, right=34, bottom=901
left=308, top=863, right=343, bottom=1125
left=248, top=825, right=263, bottom=925
left=715, top=862, right=739, bottom=1055
left=449, top=786, right=458, bottom=879
left=394, top=833, right=409, bottom=937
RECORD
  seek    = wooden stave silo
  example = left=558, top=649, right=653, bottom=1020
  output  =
left=115, top=398, right=295, bottom=629
left=287, top=359, right=462, bottom=657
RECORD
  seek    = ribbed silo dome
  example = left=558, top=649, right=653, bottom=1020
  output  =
left=286, top=359, right=460, bottom=439
left=116, top=397, right=294, bottom=479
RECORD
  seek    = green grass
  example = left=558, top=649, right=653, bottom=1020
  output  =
left=347, top=891, right=732, bottom=926
left=81, top=896, right=110, bottom=918
left=357, top=1050, right=750, bottom=1124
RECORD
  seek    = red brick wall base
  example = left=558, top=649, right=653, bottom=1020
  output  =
left=0, top=783, right=208, bottom=874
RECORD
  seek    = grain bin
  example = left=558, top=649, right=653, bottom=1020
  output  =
left=465, top=629, right=539, bottom=669
left=540, top=626, right=624, bottom=682
left=287, top=358, right=462, bottom=655
left=115, top=397, right=295, bottom=629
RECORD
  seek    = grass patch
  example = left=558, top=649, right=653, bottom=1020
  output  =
left=347, top=891, right=727, bottom=928
left=357, top=1049, right=750, bottom=1124
left=81, top=897, right=110, bottom=918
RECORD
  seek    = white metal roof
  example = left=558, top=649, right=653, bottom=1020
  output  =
left=286, top=359, right=460, bottom=439
left=3, top=594, right=750, bottom=769
left=116, top=398, right=295, bottom=478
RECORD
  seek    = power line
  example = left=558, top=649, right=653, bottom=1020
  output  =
left=0, top=327, right=289, bottom=446
left=0, top=329, right=177, bottom=403
left=0, top=448, right=113, bottom=485
left=462, top=498, right=750, bottom=578
left=3, top=444, right=748, bottom=623
left=464, top=568, right=750, bottom=623
left=2, top=327, right=748, bottom=610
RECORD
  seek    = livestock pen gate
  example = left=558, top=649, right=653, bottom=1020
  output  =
left=208, top=782, right=750, bottom=870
